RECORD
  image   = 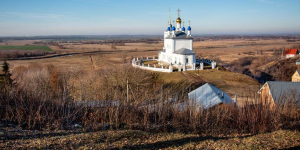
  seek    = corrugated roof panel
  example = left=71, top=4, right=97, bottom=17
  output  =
left=267, top=81, right=300, bottom=102
left=188, top=83, right=234, bottom=109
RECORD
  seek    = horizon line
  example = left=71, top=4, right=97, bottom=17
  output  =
left=1, top=33, right=300, bottom=38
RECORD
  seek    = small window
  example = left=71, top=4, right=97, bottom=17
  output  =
left=186, top=58, right=188, bottom=64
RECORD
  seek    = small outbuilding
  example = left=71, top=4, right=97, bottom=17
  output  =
left=258, top=81, right=300, bottom=107
left=283, top=48, right=299, bottom=58
left=292, top=70, right=300, bottom=82
left=188, top=83, right=235, bottom=109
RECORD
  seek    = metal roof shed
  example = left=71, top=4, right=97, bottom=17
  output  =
left=188, top=83, right=234, bottom=109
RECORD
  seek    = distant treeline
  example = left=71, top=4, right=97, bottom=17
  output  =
left=193, top=35, right=300, bottom=41
left=1, top=35, right=300, bottom=41
left=0, top=35, right=162, bottom=41
left=0, top=50, right=56, bottom=60
left=33, top=38, right=162, bottom=45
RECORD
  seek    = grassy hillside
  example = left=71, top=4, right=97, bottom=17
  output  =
left=0, top=45, right=53, bottom=51
left=1, top=129, right=299, bottom=149
left=159, top=69, right=261, bottom=97
left=260, top=58, right=298, bottom=81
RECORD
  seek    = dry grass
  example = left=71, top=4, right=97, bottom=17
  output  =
left=188, top=70, right=260, bottom=94
left=1, top=38, right=300, bottom=149
left=2, top=38, right=298, bottom=105
left=1, top=129, right=299, bottom=149
left=155, top=69, right=261, bottom=107
left=193, top=39, right=300, bottom=64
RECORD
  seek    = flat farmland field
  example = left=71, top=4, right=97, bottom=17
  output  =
left=4, top=38, right=300, bottom=69
left=192, top=39, right=300, bottom=64
left=0, top=45, right=53, bottom=51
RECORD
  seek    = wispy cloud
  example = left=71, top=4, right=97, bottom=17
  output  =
left=4, top=12, right=64, bottom=19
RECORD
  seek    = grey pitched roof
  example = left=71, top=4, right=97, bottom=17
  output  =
left=264, top=81, right=300, bottom=102
left=188, top=83, right=234, bottom=109
left=297, top=70, right=300, bottom=75
left=165, top=31, right=193, bottom=39
left=173, top=48, right=195, bottom=55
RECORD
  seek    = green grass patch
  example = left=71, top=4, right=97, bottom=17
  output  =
left=0, top=45, right=53, bottom=51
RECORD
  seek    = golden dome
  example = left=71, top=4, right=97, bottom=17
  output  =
left=176, top=17, right=181, bottom=23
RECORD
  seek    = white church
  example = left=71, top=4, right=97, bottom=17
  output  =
left=132, top=9, right=216, bottom=72
left=158, top=9, right=196, bottom=66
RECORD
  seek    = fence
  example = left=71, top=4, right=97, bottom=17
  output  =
left=132, top=56, right=217, bottom=73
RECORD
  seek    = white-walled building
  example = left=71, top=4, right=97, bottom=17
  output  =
left=158, top=9, right=196, bottom=66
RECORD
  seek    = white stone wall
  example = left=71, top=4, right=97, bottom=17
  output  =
left=159, top=53, right=196, bottom=65
left=158, top=52, right=167, bottom=62
left=174, top=39, right=192, bottom=51
left=164, top=39, right=175, bottom=54
left=164, top=31, right=170, bottom=38
left=171, top=54, right=183, bottom=65
left=132, top=58, right=173, bottom=73
left=171, top=54, right=195, bottom=65
left=286, top=54, right=297, bottom=58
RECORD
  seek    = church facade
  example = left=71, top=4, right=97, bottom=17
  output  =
left=158, top=9, right=196, bottom=66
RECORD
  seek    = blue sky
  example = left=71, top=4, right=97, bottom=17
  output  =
left=0, top=0, right=299, bottom=36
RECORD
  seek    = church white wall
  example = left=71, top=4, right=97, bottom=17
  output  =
left=176, top=23, right=181, bottom=31
left=171, top=54, right=195, bottom=65
left=190, top=39, right=193, bottom=50
left=191, top=54, right=196, bottom=64
left=171, top=54, right=182, bottom=65
left=164, top=39, right=174, bottom=54
left=160, top=32, right=195, bottom=65
left=158, top=52, right=167, bottom=62
left=164, top=31, right=168, bottom=38
left=174, top=39, right=192, bottom=51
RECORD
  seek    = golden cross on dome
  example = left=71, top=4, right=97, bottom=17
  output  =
left=173, top=20, right=175, bottom=25
left=182, top=21, right=185, bottom=27
left=177, top=9, right=181, bottom=17
left=188, top=20, right=191, bottom=26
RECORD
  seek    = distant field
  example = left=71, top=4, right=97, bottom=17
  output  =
left=0, top=45, right=53, bottom=51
